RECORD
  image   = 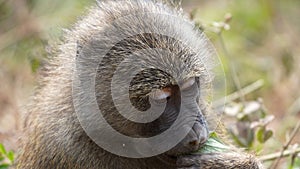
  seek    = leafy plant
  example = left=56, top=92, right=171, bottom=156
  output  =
left=0, top=144, right=14, bottom=169
left=192, top=132, right=230, bottom=154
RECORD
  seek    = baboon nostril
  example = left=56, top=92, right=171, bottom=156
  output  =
left=189, top=140, right=199, bottom=147
left=187, top=139, right=200, bottom=151
left=183, top=122, right=208, bottom=151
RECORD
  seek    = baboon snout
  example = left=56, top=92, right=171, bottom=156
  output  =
left=183, top=121, right=208, bottom=151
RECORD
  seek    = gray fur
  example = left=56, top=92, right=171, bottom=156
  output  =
left=17, top=0, right=262, bottom=169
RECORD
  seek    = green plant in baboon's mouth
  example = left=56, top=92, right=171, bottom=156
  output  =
left=192, top=132, right=231, bottom=154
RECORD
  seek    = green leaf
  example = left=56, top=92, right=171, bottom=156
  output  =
left=0, top=164, right=10, bottom=169
left=7, top=151, right=14, bottom=162
left=257, top=127, right=273, bottom=143
left=256, top=127, right=265, bottom=143
left=264, top=130, right=273, bottom=142
left=0, top=144, right=6, bottom=155
left=193, top=132, right=230, bottom=154
left=30, top=57, right=41, bottom=73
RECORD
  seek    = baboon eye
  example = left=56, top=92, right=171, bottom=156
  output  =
left=181, top=77, right=195, bottom=90
left=148, top=88, right=171, bottom=100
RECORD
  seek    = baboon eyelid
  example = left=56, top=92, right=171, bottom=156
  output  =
left=149, top=88, right=171, bottom=100
left=181, top=77, right=195, bottom=90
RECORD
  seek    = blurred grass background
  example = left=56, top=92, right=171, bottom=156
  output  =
left=0, top=0, right=300, bottom=168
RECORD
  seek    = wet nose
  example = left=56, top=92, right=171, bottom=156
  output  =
left=184, top=122, right=208, bottom=151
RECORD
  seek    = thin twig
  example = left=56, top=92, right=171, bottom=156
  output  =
left=213, top=79, right=264, bottom=108
left=260, top=147, right=300, bottom=162
left=270, top=121, right=300, bottom=169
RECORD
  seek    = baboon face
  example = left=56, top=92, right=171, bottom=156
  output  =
left=92, top=33, right=210, bottom=157
left=96, top=66, right=209, bottom=156
left=136, top=76, right=208, bottom=156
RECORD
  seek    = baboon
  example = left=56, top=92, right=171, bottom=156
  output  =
left=17, top=0, right=263, bottom=168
